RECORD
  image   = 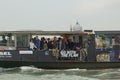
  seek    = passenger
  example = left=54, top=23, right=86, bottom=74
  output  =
left=82, top=40, right=89, bottom=61
left=58, top=37, right=66, bottom=50
left=40, top=37, right=45, bottom=50
left=67, top=39, right=74, bottom=50
left=34, top=36, right=41, bottom=50
left=52, top=37, right=59, bottom=58
left=64, top=39, right=69, bottom=50
left=83, top=40, right=89, bottom=50
left=29, top=39, right=37, bottom=50
left=42, top=39, right=48, bottom=51
left=53, top=37, right=58, bottom=49
left=75, top=40, right=82, bottom=51
left=47, top=38, right=53, bottom=50
left=80, top=48, right=88, bottom=61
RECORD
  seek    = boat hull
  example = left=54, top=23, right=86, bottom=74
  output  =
left=0, top=61, right=120, bottom=69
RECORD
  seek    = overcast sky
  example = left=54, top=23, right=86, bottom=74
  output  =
left=0, top=0, right=120, bottom=31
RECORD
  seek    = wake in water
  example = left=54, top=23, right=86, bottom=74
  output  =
left=0, top=66, right=120, bottom=80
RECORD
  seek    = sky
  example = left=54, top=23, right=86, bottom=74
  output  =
left=0, top=0, right=120, bottom=31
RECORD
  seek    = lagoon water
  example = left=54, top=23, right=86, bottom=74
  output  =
left=0, top=66, right=120, bottom=80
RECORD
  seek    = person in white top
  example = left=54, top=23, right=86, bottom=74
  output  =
left=29, top=39, right=37, bottom=50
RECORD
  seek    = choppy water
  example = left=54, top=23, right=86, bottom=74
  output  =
left=0, top=66, right=120, bottom=80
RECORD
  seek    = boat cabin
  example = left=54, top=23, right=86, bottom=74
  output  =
left=0, top=30, right=96, bottom=62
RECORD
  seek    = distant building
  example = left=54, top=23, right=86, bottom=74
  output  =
left=73, top=22, right=82, bottom=32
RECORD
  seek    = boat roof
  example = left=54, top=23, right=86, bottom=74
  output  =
left=95, top=31, right=120, bottom=35
left=0, top=30, right=88, bottom=35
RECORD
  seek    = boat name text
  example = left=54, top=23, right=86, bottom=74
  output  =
left=0, top=52, right=12, bottom=58
left=60, top=50, right=78, bottom=57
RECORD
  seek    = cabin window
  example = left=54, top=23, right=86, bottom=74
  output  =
left=0, top=34, right=15, bottom=48
left=16, top=34, right=29, bottom=48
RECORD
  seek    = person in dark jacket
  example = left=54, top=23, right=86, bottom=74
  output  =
left=67, top=39, right=74, bottom=50
left=58, top=37, right=66, bottom=50
left=34, top=36, right=41, bottom=50
left=47, top=38, right=53, bottom=49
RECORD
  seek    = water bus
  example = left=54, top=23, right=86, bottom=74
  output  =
left=0, top=30, right=119, bottom=69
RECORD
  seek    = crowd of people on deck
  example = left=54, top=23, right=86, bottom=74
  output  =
left=29, top=36, right=89, bottom=61
left=29, top=36, right=86, bottom=51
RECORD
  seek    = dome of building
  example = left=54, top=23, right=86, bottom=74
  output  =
left=73, top=22, right=82, bottom=31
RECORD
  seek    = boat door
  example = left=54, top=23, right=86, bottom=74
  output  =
left=83, top=34, right=96, bottom=61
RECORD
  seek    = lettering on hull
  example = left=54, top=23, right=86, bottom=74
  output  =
left=60, top=50, right=78, bottom=57
left=0, top=52, right=12, bottom=58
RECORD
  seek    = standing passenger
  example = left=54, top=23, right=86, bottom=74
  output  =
left=34, top=36, right=41, bottom=50
left=40, top=37, right=45, bottom=50
left=42, top=39, right=48, bottom=51
left=29, top=39, right=37, bottom=50
left=75, top=40, right=82, bottom=50
left=68, top=39, right=74, bottom=50
left=47, top=38, right=53, bottom=50
left=52, top=37, right=59, bottom=58
left=53, top=37, right=58, bottom=49
left=58, top=37, right=66, bottom=50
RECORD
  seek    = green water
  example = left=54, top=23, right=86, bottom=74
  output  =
left=0, top=66, right=120, bottom=80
